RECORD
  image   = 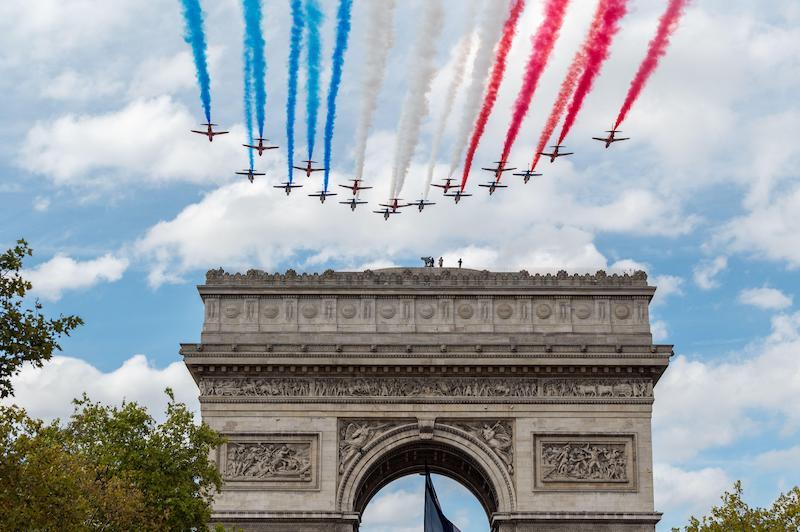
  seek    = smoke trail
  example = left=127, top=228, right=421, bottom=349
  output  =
left=447, top=0, right=510, bottom=178
left=179, top=0, right=212, bottom=122
left=352, top=0, right=397, bottom=183
left=423, top=1, right=478, bottom=199
left=286, top=0, right=305, bottom=182
left=557, top=0, right=628, bottom=144
left=614, top=0, right=688, bottom=129
left=243, top=42, right=255, bottom=170
left=460, top=0, right=526, bottom=191
left=530, top=0, right=609, bottom=170
left=304, top=0, right=324, bottom=160
left=388, top=0, right=444, bottom=199
left=242, top=0, right=267, bottom=138
left=499, top=0, right=570, bottom=167
left=322, top=0, right=354, bottom=192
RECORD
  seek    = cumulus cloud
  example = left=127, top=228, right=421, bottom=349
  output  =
left=361, top=488, right=422, bottom=532
left=693, top=256, right=727, bottom=290
left=653, top=311, right=800, bottom=462
left=41, top=70, right=123, bottom=101
left=23, top=253, right=128, bottom=301
left=651, top=320, right=669, bottom=343
left=654, top=463, right=730, bottom=517
left=651, top=274, right=684, bottom=306
left=738, top=286, right=793, bottom=310
left=2, top=355, right=199, bottom=422
left=19, top=96, right=251, bottom=187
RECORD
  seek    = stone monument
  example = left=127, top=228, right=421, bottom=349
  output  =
left=182, top=267, right=671, bottom=531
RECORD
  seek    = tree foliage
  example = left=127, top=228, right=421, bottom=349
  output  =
left=0, top=239, right=83, bottom=398
left=0, top=390, right=225, bottom=531
left=674, top=480, right=800, bottom=531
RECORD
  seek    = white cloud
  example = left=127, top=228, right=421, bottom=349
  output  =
left=654, top=463, right=730, bottom=517
left=755, top=445, right=800, bottom=471
left=41, top=70, right=123, bottom=101
left=127, top=48, right=224, bottom=99
left=361, top=488, right=422, bottom=532
left=651, top=320, right=669, bottom=343
left=738, top=287, right=793, bottom=310
left=609, top=259, right=648, bottom=274
left=653, top=311, right=800, bottom=461
left=32, top=196, right=50, bottom=212
left=652, top=275, right=685, bottom=306
left=2, top=355, right=199, bottom=422
left=693, top=256, right=727, bottom=290
left=23, top=253, right=128, bottom=301
left=19, top=96, right=250, bottom=187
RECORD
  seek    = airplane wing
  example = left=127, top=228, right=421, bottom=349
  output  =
left=592, top=137, right=606, bottom=142
left=562, top=152, right=574, bottom=156
left=500, top=167, right=516, bottom=172
left=539, top=151, right=553, bottom=156
left=212, top=131, right=229, bottom=136
left=309, top=168, right=324, bottom=173
left=190, top=130, right=206, bottom=135
left=292, top=166, right=305, bottom=170
left=357, top=186, right=373, bottom=190
left=615, top=137, right=630, bottom=142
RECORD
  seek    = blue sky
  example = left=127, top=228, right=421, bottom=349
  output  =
left=1, top=0, right=799, bottom=530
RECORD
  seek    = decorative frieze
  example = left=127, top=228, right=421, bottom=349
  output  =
left=199, top=377, right=652, bottom=400
left=226, top=442, right=312, bottom=481
left=443, top=420, right=514, bottom=474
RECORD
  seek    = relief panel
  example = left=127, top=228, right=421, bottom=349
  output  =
left=532, top=433, right=636, bottom=492
left=218, top=433, right=319, bottom=491
left=338, top=419, right=412, bottom=474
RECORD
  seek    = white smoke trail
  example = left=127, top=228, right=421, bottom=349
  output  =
left=447, top=0, right=510, bottom=178
left=388, top=0, right=444, bottom=199
left=352, top=0, right=397, bottom=182
left=423, top=1, right=479, bottom=198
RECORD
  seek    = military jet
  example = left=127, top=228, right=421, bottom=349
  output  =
left=293, top=160, right=325, bottom=177
left=592, top=129, right=629, bottom=148
left=273, top=182, right=303, bottom=196
left=478, top=181, right=508, bottom=195
left=244, top=137, right=279, bottom=156
left=308, top=190, right=337, bottom=204
left=379, top=198, right=409, bottom=213
left=408, top=199, right=436, bottom=212
left=431, top=177, right=459, bottom=194
left=338, top=179, right=373, bottom=195
left=339, top=197, right=368, bottom=211
left=373, top=207, right=401, bottom=221
left=191, top=123, right=229, bottom=142
left=481, top=161, right=516, bottom=181
left=235, top=168, right=265, bottom=183
left=538, top=144, right=574, bottom=163
left=444, top=189, right=472, bottom=204
left=512, top=168, right=542, bottom=184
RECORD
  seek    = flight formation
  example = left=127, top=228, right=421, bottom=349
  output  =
left=180, top=0, right=688, bottom=220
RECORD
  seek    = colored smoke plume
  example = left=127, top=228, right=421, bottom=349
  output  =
left=614, top=0, right=688, bottom=130
left=353, top=0, right=397, bottom=182
left=243, top=41, right=255, bottom=170
left=388, top=0, right=444, bottom=199
left=286, top=0, right=304, bottom=182
left=499, top=0, right=570, bottom=167
left=304, top=0, right=323, bottom=160
left=322, top=0, right=354, bottom=191
left=242, top=0, right=267, bottom=138
left=557, top=0, right=628, bottom=145
left=460, top=0, right=526, bottom=191
left=179, top=0, right=212, bottom=122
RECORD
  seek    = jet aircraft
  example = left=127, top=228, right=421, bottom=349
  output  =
left=408, top=199, right=436, bottom=212
left=293, top=160, right=325, bottom=177
left=538, top=144, right=574, bottom=163
left=308, top=190, right=337, bottom=204
left=512, top=168, right=542, bottom=184
left=379, top=198, right=408, bottom=213
left=444, top=189, right=472, bottom=204
left=592, top=129, right=629, bottom=148
left=478, top=181, right=508, bottom=195
left=244, top=137, right=279, bottom=156
left=338, top=179, right=373, bottom=195
left=431, top=177, right=459, bottom=194
left=481, top=161, right=516, bottom=181
left=235, top=168, right=265, bottom=183
left=340, top=197, right=368, bottom=211
left=273, top=182, right=303, bottom=196
left=373, top=207, right=401, bottom=221
left=191, top=123, right=229, bottom=142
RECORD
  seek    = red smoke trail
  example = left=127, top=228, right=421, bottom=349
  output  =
left=614, top=0, right=688, bottom=130
left=556, top=0, right=628, bottom=145
left=499, top=0, right=570, bottom=171
left=460, top=0, right=526, bottom=191
left=531, top=0, right=609, bottom=170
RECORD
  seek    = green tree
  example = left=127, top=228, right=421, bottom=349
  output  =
left=0, top=239, right=83, bottom=398
left=0, top=391, right=225, bottom=531
left=673, top=480, right=800, bottom=531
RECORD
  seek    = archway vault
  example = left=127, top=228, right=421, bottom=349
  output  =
left=338, top=421, right=516, bottom=520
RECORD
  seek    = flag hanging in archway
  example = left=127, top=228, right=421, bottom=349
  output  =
left=424, top=471, right=462, bottom=532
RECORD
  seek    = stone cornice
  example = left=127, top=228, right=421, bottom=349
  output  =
left=201, top=267, right=652, bottom=292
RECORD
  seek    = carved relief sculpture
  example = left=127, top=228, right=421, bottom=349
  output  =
left=225, top=442, right=312, bottom=481
left=541, top=442, right=627, bottom=482
left=450, top=421, right=514, bottom=474
left=338, top=421, right=400, bottom=473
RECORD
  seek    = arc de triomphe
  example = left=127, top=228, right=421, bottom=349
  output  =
left=182, top=267, right=671, bottom=531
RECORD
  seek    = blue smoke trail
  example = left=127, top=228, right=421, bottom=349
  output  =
left=286, top=0, right=305, bottom=183
left=304, top=0, right=323, bottom=160
left=322, top=0, right=353, bottom=191
left=243, top=47, right=255, bottom=170
left=180, top=0, right=212, bottom=123
left=242, top=0, right=267, bottom=138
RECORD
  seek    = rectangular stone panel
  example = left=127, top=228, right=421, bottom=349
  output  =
left=532, top=433, right=636, bottom=492
left=218, top=433, right=320, bottom=491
